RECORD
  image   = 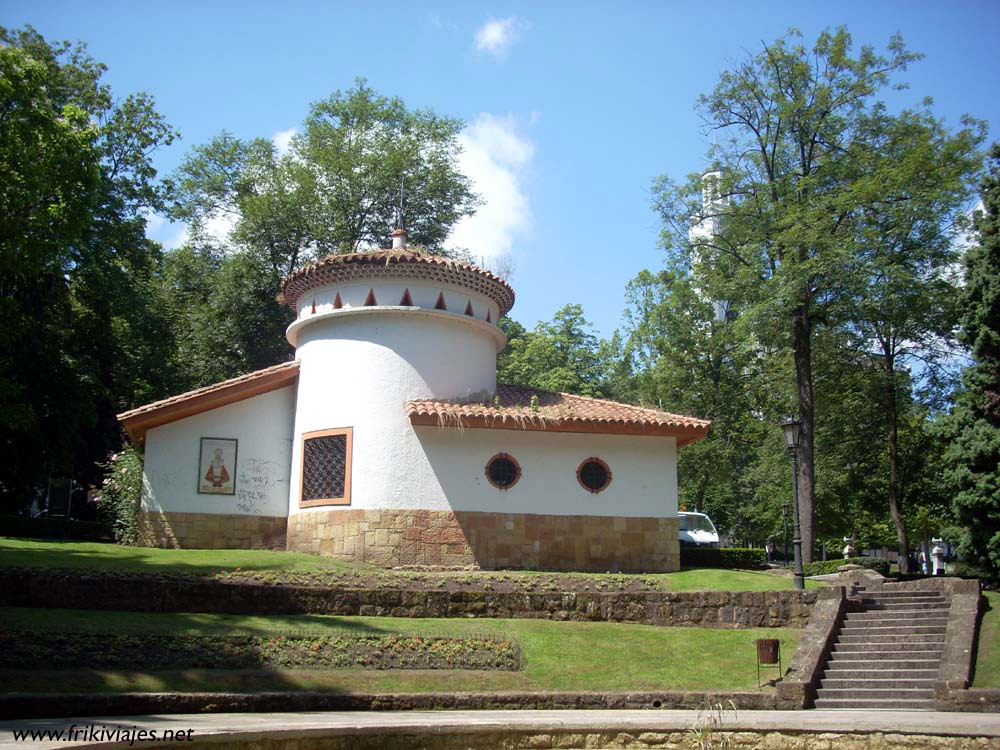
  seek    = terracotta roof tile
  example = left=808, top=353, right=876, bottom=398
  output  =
left=280, top=250, right=515, bottom=316
left=118, top=360, right=299, bottom=442
left=406, top=384, right=711, bottom=445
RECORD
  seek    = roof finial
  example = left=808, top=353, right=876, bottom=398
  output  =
left=391, top=174, right=408, bottom=249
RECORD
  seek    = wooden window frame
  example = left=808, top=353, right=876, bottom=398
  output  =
left=299, top=426, right=353, bottom=508
left=485, top=452, right=521, bottom=491
left=576, top=456, right=612, bottom=494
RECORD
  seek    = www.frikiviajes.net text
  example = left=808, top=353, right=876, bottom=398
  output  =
left=11, top=724, right=195, bottom=745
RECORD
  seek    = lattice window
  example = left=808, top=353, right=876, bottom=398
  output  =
left=300, top=428, right=352, bottom=506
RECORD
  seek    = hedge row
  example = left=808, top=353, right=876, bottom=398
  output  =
left=0, top=515, right=112, bottom=542
left=802, top=556, right=890, bottom=577
left=680, top=547, right=767, bottom=569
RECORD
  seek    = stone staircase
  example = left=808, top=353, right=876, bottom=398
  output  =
left=813, top=588, right=948, bottom=709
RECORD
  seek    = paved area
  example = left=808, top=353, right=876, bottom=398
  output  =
left=2, top=710, right=1000, bottom=749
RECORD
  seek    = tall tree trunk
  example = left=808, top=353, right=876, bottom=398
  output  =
left=884, top=353, right=910, bottom=573
left=792, top=306, right=815, bottom=565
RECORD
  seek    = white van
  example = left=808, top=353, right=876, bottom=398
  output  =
left=678, top=511, right=720, bottom=547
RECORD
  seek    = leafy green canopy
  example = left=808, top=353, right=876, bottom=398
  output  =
left=650, top=27, right=973, bottom=563
left=172, top=78, right=479, bottom=270
left=161, top=79, right=481, bottom=390
left=0, top=26, right=177, bottom=512
left=944, top=144, right=1000, bottom=580
left=497, top=305, right=622, bottom=399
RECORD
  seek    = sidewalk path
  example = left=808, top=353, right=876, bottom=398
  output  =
left=3, top=709, right=999, bottom=749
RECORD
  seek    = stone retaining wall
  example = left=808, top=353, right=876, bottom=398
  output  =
left=287, top=509, right=681, bottom=572
left=0, top=690, right=792, bottom=720
left=138, top=511, right=286, bottom=550
left=0, top=570, right=815, bottom=627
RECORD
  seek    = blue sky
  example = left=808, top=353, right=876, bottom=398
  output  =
left=5, top=1, right=1000, bottom=338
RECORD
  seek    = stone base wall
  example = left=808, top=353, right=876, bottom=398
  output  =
left=138, top=510, right=287, bottom=550
left=286, top=508, right=679, bottom=572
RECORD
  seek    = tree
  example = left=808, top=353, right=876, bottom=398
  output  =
left=942, top=144, right=1000, bottom=580
left=173, top=78, right=479, bottom=267
left=654, top=28, right=923, bottom=562
left=622, top=270, right=773, bottom=538
left=0, top=26, right=176, bottom=511
left=841, top=106, right=983, bottom=571
left=167, top=79, right=479, bottom=385
left=497, top=305, right=615, bottom=398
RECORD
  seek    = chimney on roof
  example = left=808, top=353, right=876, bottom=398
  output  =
left=391, top=228, right=407, bottom=249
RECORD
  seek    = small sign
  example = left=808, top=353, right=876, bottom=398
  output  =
left=198, top=437, right=238, bottom=495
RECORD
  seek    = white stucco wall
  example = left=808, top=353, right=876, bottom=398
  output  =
left=142, top=386, right=295, bottom=517
left=295, top=278, right=501, bottom=329
left=412, top=427, right=679, bottom=518
left=288, top=310, right=500, bottom=517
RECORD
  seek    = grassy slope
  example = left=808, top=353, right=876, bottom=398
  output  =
left=973, top=591, right=999, bottom=688
left=0, top=537, right=818, bottom=591
left=0, top=607, right=800, bottom=694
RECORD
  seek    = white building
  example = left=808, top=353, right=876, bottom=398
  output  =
left=119, top=233, right=710, bottom=572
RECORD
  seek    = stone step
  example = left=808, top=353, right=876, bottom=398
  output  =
left=844, top=611, right=949, bottom=623
left=813, top=697, right=937, bottom=710
left=864, top=601, right=949, bottom=611
left=816, top=687, right=934, bottom=700
left=840, top=623, right=947, bottom=635
left=858, top=590, right=946, bottom=598
left=834, top=631, right=944, bottom=644
left=821, top=668, right=939, bottom=680
left=826, top=658, right=941, bottom=671
left=820, top=678, right=937, bottom=690
left=832, top=643, right=943, bottom=656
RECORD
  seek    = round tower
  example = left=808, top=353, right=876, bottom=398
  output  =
left=278, top=233, right=515, bottom=554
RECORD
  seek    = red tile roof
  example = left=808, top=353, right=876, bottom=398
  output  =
left=280, top=250, right=515, bottom=316
left=118, top=360, right=300, bottom=442
left=406, top=384, right=711, bottom=445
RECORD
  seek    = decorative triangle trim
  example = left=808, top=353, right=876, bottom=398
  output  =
left=364, top=289, right=377, bottom=306
left=333, top=293, right=343, bottom=309
left=486, top=310, right=492, bottom=323
left=310, top=298, right=316, bottom=314
left=435, top=292, right=447, bottom=310
left=400, top=288, right=413, bottom=306
left=465, top=299, right=475, bottom=317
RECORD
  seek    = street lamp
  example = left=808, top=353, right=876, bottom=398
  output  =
left=781, top=502, right=791, bottom=569
left=780, top=416, right=806, bottom=591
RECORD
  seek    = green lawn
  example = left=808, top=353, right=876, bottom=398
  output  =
left=974, top=591, right=999, bottom=688
left=0, top=606, right=800, bottom=694
left=0, top=537, right=819, bottom=591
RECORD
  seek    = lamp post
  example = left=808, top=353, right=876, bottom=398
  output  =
left=781, top=502, right=791, bottom=569
left=780, top=417, right=805, bottom=591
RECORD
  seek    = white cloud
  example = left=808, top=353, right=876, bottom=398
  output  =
left=448, top=113, right=534, bottom=261
left=474, top=17, right=523, bottom=58
left=272, top=127, right=297, bottom=158
left=143, top=210, right=187, bottom=250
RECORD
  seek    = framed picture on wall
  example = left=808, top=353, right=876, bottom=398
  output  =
left=198, top=437, right=238, bottom=495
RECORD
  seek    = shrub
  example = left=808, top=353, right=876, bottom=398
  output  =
left=94, top=445, right=143, bottom=545
left=803, top=556, right=890, bottom=577
left=680, top=547, right=766, bottom=569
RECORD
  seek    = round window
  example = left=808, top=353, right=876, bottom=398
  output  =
left=577, top=457, right=611, bottom=493
left=485, top=453, right=521, bottom=490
